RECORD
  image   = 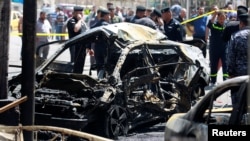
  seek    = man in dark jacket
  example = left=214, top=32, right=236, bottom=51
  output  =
left=135, top=9, right=163, bottom=31
left=91, top=9, right=110, bottom=79
left=222, top=5, right=248, bottom=43
left=129, top=5, right=146, bottom=23
left=227, top=13, right=250, bottom=109
left=67, top=6, right=88, bottom=73
left=161, top=7, right=183, bottom=42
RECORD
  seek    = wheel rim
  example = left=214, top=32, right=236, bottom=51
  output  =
left=193, top=86, right=202, bottom=98
left=108, top=106, right=128, bottom=137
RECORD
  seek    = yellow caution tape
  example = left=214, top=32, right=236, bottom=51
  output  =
left=10, top=10, right=237, bottom=36
left=181, top=9, right=237, bottom=25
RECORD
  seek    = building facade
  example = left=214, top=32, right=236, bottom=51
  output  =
left=39, top=0, right=247, bottom=13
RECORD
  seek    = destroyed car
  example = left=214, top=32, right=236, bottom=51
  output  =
left=164, top=75, right=250, bottom=141
left=8, top=23, right=210, bottom=139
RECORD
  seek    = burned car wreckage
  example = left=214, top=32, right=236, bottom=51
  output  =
left=8, top=23, right=210, bottom=139
left=164, top=75, right=250, bottom=141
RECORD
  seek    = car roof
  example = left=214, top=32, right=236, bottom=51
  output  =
left=66, top=22, right=167, bottom=45
left=104, top=23, right=166, bottom=41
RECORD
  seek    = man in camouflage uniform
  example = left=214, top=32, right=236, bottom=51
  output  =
left=227, top=13, right=250, bottom=108
left=108, top=5, right=123, bottom=23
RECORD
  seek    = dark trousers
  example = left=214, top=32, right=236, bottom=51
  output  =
left=73, top=44, right=86, bottom=74
left=193, top=36, right=206, bottom=58
left=94, top=42, right=107, bottom=78
left=69, top=46, right=75, bottom=63
left=209, top=42, right=227, bottom=83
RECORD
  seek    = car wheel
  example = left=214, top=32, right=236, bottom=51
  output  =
left=104, top=105, right=128, bottom=139
left=191, top=84, right=205, bottom=104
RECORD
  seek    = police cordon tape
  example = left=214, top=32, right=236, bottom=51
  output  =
left=10, top=10, right=236, bottom=36
left=181, top=9, right=236, bottom=25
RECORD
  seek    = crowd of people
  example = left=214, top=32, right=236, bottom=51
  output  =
left=22, top=2, right=250, bottom=93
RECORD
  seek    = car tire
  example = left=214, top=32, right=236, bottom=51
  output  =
left=192, top=84, right=205, bottom=101
left=104, top=105, right=128, bottom=139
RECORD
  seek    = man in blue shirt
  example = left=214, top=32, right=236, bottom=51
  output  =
left=187, top=6, right=207, bottom=57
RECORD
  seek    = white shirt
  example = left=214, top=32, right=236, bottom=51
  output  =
left=36, top=19, right=52, bottom=41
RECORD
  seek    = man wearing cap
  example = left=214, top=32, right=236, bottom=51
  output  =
left=135, top=9, right=163, bottom=31
left=161, top=7, right=183, bottom=42
left=226, top=13, right=250, bottom=109
left=222, top=5, right=248, bottom=43
left=91, top=9, right=110, bottom=79
left=67, top=6, right=89, bottom=73
left=129, top=5, right=146, bottom=23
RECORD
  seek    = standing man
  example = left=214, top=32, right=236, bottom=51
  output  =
left=85, top=5, right=97, bottom=27
left=205, top=5, right=219, bottom=42
left=124, top=8, right=134, bottom=22
left=89, top=7, right=103, bottom=28
left=187, top=6, right=207, bottom=57
left=108, top=5, right=123, bottom=24
left=129, top=5, right=146, bottom=23
left=145, top=7, right=152, bottom=17
left=36, top=11, right=52, bottom=59
left=135, top=9, right=163, bottom=31
left=222, top=5, right=248, bottom=43
left=161, top=7, right=183, bottom=42
left=56, top=9, right=67, bottom=41
left=176, top=8, right=187, bottom=40
left=18, top=15, right=23, bottom=60
left=226, top=13, right=250, bottom=109
left=207, top=11, right=228, bottom=86
left=91, top=9, right=110, bottom=79
left=67, top=6, right=89, bottom=73
left=227, top=13, right=250, bottom=79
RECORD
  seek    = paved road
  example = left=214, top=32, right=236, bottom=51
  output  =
left=8, top=33, right=96, bottom=77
